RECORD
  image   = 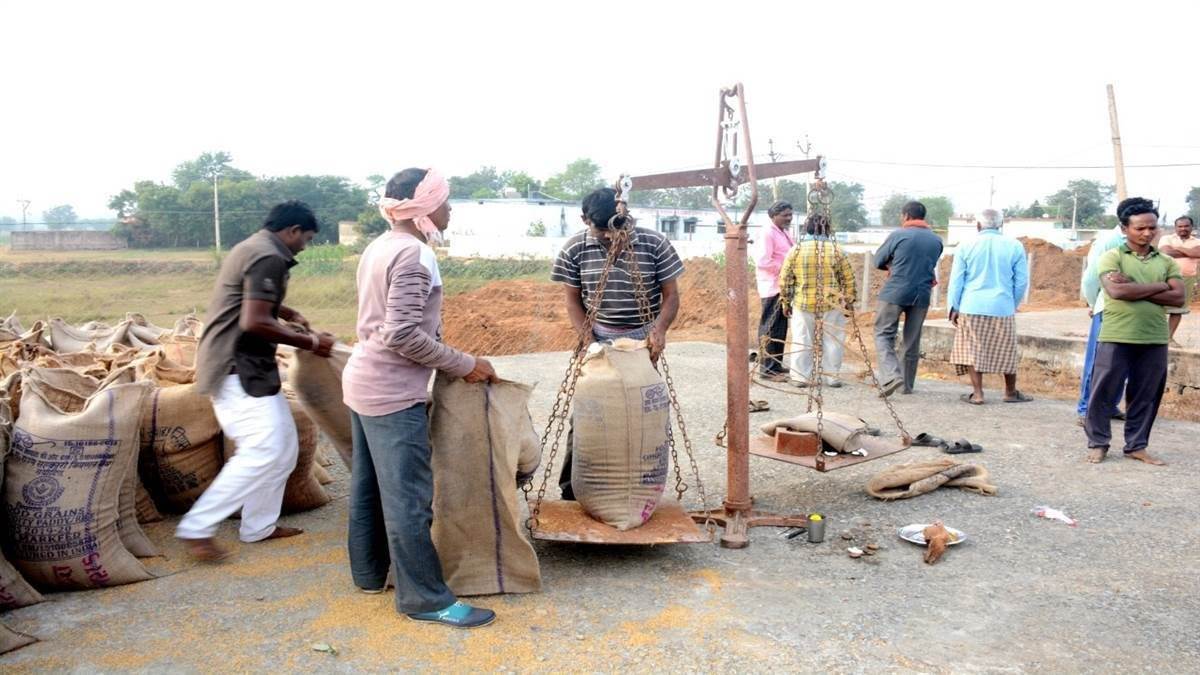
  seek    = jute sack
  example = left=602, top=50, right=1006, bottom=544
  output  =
left=571, top=339, right=670, bottom=531
left=131, top=350, right=195, bottom=386
left=0, top=621, right=37, bottom=655
left=135, top=481, right=164, bottom=524
left=866, top=459, right=998, bottom=500
left=139, top=383, right=224, bottom=513
left=220, top=398, right=330, bottom=514
left=0, top=397, right=45, bottom=610
left=47, top=318, right=134, bottom=353
left=0, top=312, right=24, bottom=343
left=760, top=412, right=871, bottom=452
left=287, top=345, right=353, bottom=467
left=4, top=379, right=154, bottom=589
left=430, top=373, right=542, bottom=596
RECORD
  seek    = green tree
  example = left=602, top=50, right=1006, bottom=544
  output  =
left=918, top=195, right=954, bottom=227
left=879, top=193, right=914, bottom=228
left=1045, top=180, right=1114, bottom=228
left=632, top=186, right=714, bottom=209
left=501, top=170, right=539, bottom=197
left=171, top=151, right=253, bottom=189
left=265, top=174, right=368, bottom=244
left=355, top=207, right=389, bottom=239
left=827, top=181, right=868, bottom=232
left=543, top=158, right=605, bottom=201
left=1186, top=187, right=1200, bottom=225
left=42, top=204, right=78, bottom=229
left=1023, top=200, right=1046, bottom=218
left=527, top=219, right=547, bottom=236
left=365, top=174, right=387, bottom=204
left=449, top=166, right=501, bottom=199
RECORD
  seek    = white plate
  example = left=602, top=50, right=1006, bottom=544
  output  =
left=898, top=523, right=967, bottom=546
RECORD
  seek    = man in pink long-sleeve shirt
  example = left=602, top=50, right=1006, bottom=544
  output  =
left=754, top=201, right=796, bottom=381
left=342, top=167, right=498, bottom=629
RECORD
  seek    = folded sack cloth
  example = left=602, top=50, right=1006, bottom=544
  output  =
left=866, top=458, right=997, bottom=500
left=760, top=412, right=870, bottom=453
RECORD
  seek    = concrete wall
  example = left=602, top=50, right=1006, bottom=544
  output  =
left=10, top=230, right=127, bottom=251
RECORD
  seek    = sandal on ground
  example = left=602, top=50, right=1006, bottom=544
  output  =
left=959, top=393, right=984, bottom=405
left=749, top=400, right=770, bottom=413
left=1086, top=447, right=1108, bottom=464
left=407, top=601, right=496, bottom=629
left=912, top=432, right=947, bottom=448
left=1004, top=391, right=1034, bottom=403
left=1125, top=450, right=1165, bottom=466
left=944, top=439, right=983, bottom=454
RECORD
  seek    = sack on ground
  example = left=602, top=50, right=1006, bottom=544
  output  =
left=866, top=458, right=998, bottom=500
left=0, top=397, right=45, bottom=609
left=571, top=339, right=669, bottom=531
left=4, top=379, right=154, bottom=589
left=138, top=383, right=224, bottom=513
left=430, top=372, right=541, bottom=596
left=288, top=345, right=353, bottom=467
left=0, top=621, right=36, bottom=655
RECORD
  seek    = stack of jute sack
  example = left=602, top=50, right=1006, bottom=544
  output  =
left=0, top=312, right=336, bottom=652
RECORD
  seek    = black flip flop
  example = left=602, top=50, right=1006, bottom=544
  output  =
left=959, top=393, right=984, bottom=405
left=912, top=432, right=947, bottom=447
left=1003, top=391, right=1034, bottom=403
left=944, top=439, right=983, bottom=454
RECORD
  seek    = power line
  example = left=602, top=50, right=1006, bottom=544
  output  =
left=830, top=158, right=1200, bottom=170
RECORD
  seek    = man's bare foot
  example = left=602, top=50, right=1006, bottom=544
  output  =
left=1086, top=447, right=1107, bottom=464
left=1126, top=450, right=1165, bottom=466
left=182, top=537, right=230, bottom=562
left=260, top=525, right=304, bottom=541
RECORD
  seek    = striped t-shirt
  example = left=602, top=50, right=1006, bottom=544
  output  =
left=550, top=227, right=684, bottom=328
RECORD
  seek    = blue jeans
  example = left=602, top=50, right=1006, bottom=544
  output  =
left=1077, top=312, right=1123, bottom=417
left=348, top=405, right=456, bottom=615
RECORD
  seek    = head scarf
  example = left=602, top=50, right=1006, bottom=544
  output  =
left=378, top=168, right=450, bottom=244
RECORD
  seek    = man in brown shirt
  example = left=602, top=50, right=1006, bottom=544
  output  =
left=178, top=200, right=335, bottom=561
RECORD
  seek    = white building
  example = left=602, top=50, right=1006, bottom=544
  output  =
left=946, top=215, right=1100, bottom=249
left=444, top=198, right=777, bottom=259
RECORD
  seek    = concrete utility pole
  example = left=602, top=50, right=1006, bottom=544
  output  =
left=767, top=138, right=781, bottom=201
left=17, top=200, right=30, bottom=229
left=212, top=171, right=222, bottom=251
left=1106, top=84, right=1128, bottom=203
left=1071, top=192, right=1078, bottom=231
left=989, top=176, right=995, bottom=207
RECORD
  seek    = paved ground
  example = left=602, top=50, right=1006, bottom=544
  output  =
left=3, top=342, right=1198, bottom=673
left=927, top=307, right=1200, bottom=352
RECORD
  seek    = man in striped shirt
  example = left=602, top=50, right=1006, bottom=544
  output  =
left=550, top=187, right=684, bottom=500
left=550, top=187, right=684, bottom=360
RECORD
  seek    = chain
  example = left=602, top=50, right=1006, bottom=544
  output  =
left=621, top=220, right=715, bottom=532
left=526, top=226, right=630, bottom=534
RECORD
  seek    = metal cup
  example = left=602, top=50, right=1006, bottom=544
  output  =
left=807, top=513, right=826, bottom=543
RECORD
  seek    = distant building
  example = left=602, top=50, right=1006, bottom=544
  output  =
left=10, top=230, right=127, bottom=251
left=947, top=215, right=1099, bottom=249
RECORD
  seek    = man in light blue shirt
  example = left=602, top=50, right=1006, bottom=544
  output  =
left=946, top=209, right=1030, bottom=404
left=1076, top=225, right=1126, bottom=425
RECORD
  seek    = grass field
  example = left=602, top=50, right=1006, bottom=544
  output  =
left=0, top=247, right=552, bottom=341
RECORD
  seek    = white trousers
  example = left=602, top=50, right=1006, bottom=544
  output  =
left=788, top=309, right=847, bottom=385
left=176, top=375, right=298, bottom=543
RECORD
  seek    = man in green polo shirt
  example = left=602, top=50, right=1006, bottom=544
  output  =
left=1085, top=197, right=1183, bottom=465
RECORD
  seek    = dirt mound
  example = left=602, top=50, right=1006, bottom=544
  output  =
left=441, top=258, right=747, bottom=356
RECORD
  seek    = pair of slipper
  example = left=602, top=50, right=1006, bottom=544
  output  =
left=912, top=432, right=983, bottom=454
left=959, top=391, right=1034, bottom=405
left=749, top=400, right=770, bottom=413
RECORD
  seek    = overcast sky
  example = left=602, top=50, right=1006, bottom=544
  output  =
left=3, top=0, right=1198, bottom=223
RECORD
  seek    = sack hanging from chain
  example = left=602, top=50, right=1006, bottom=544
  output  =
left=571, top=339, right=669, bottom=530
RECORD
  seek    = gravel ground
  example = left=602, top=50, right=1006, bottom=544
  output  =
left=3, top=341, right=1198, bottom=673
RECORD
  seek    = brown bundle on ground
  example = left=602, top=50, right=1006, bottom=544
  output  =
left=0, top=621, right=37, bottom=655
left=761, top=412, right=871, bottom=452
left=138, top=383, right=226, bottom=513
left=866, top=458, right=997, bottom=500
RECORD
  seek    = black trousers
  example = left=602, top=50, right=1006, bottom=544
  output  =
left=758, top=295, right=789, bottom=375
left=1084, top=342, right=1168, bottom=453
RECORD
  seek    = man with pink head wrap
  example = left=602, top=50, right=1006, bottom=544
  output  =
left=343, top=167, right=499, bottom=629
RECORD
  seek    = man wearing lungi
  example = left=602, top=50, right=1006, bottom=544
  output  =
left=946, top=208, right=1031, bottom=405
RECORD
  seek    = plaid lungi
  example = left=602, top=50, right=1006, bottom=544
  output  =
left=951, top=313, right=1018, bottom=375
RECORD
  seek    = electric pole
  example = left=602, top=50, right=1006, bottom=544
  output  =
left=989, top=176, right=995, bottom=207
left=1106, top=84, right=1128, bottom=203
left=1071, top=192, right=1078, bottom=231
left=212, top=171, right=222, bottom=251
left=17, top=200, right=30, bottom=230
left=767, top=138, right=781, bottom=201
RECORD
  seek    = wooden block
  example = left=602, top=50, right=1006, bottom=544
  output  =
left=775, top=429, right=820, bottom=457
